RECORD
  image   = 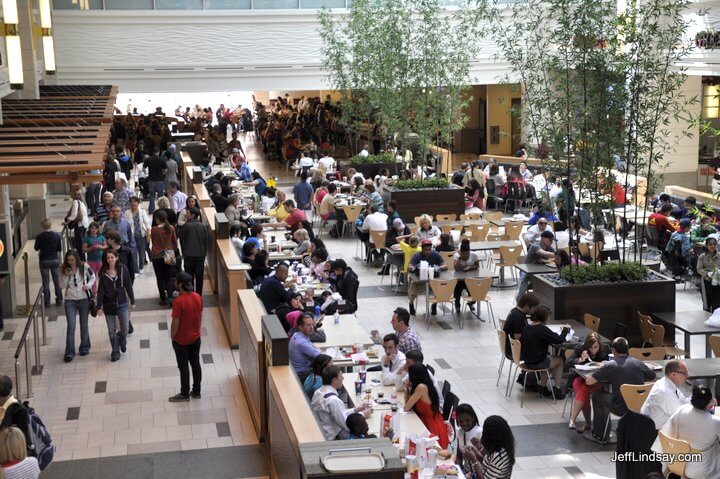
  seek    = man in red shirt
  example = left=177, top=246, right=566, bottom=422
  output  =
left=649, top=203, right=678, bottom=251
left=274, top=199, right=307, bottom=232
left=168, top=272, right=203, bottom=402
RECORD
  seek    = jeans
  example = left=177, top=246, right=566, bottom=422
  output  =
left=172, top=339, right=202, bottom=397
left=515, top=271, right=529, bottom=303
left=104, top=304, right=129, bottom=360
left=133, top=235, right=147, bottom=273
left=39, top=259, right=62, bottom=306
left=64, top=298, right=91, bottom=358
left=148, top=181, right=165, bottom=214
left=152, top=258, right=175, bottom=301
left=74, top=226, right=86, bottom=260
left=183, top=256, right=205, bottom=296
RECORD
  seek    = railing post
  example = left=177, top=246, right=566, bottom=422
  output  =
left=21, top=252, right=30, bottom=315
left=14, top=359, right=21, bottom=400
left=40, top=295, right=47, bottom=346
left=24, top=334, right=32, bottom=398
left=32, top=308, right=41, bottom=375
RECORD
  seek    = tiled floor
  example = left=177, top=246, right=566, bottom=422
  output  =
left=1, top=133, right=705, bottom=478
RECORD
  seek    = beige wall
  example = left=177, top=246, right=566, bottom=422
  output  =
left=462, top=85, right=487, bottom=130
left=486, top=84, right=521, bottom=156
left=658, top=76, right=702, bottom=177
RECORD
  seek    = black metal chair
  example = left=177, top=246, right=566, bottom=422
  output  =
left=442, top=391, right=460, bottom=421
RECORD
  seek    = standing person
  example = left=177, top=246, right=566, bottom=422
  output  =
left=145, top=146, right=167, bottom=214
left=404, top=363, right=449, bottom=448
left=164, top=151, right=179, bottom=193
left=82, top=222, right=106, bottom=287
left=60, top=250, right=95, bottom=362
left=293, top=171, right=314, bottom=222
left=112, top=177, right=133, bottom=214
left=168, top=272, right=203, bottom=402
left=125, top=197, right=151, bottom=276
left=96, top=250, right=135, bottom=362
left=698, top=236, right=720, bottom=312
left=516, top=230, right=555, bottom=302
left=93, top=191, right=114, bottom=224
left=34, top=219, right=62, bottom=307
left=63, top=191, right=89, bottom=258
left=102, top=205, right=135, bottom=251
left=178, top=208, right=209, bottom=296
left=150, top=210, right=178, bottom=306
left=167, top=181, right=188, bottom=214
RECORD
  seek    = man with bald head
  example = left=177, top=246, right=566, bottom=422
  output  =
left=257, top=263, right=296, bottom=313
left=641, top=359, right=690, bottom=430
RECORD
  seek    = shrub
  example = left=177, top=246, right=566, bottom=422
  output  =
left=349, top=153, right=395, bottom=165
left=393, top=178, right=450, bottom=190
left=559, top=262, right=648, bottom=284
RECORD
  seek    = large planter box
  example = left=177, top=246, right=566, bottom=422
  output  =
left=341, top=161, right=400, bottom=180
left=384, top=187, right=465, bottom=223
left=532, top=272, right=676, bottom=343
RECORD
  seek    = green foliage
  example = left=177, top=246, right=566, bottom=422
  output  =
left=349, top=153, right=396, bottom=165
left=393, top=178, right=450, bottom=190
left=559, top=262, right=649, bottom=284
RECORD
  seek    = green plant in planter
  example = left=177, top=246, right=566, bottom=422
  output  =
left=559, top=262, right=648, bottom=285
left=349, top=153, right=396, bottom=165
left=394, top=178, right=450, bottom=190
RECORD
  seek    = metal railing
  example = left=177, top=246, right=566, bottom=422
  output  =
left=60, top=224, right=73, bottom=258
left=14, top=289, right=47, bottom=400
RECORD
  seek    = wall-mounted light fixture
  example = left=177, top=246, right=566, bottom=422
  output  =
left=2, top=0, right=23, bottom=88
left=39, top=0, right=54, bottom=73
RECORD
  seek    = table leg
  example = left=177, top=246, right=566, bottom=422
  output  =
left=685, top=333, right=691, bottom=359
left=425, top=282, right=430, bottom=328
left=707, top=334, right=712, bottom=359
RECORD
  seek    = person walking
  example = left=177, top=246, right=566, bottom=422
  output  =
left=96, top=250, right=135, bottom=362
left=150, top=210, right=178, bottom=306
left=82, top=222, right=106, bottom=293
left=145, top=146, right=167, bottom=214
left=63, top=191, right=90, bottom=259
left=124, top=197, right=151, bottom=276
left=34, top=219, right=63, bottom=307
left=168, top=272, right=203, bottom=402
left=178, top=207, right=209, bottom=296
left=60, top=250, right=95, bottom=362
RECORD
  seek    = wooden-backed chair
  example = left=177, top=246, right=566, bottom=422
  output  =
left=504, top=221, right=524, bottom=243
left=429, top=278, right=459, bottom=329
left=367, top=230, right=388, bottom=267
left=436, top=214, right=457, bottom=222
left=496, top=329, right=511, bottom=394
left=496, top=245, right=523, bottom=285
left=583, top=313, right=600, bottom=333
left=628, top=347, right=667, bottom=361
left=648, top=322, right=688, bottom=358
left=441, top=224, right=464, bottom=237
left=438, top=250, right=456, bottom=266
left=620, top=383, right=652, bottom=413
left=465, top=224, right=491, bottom=242
left=462, top=277, right=496, bottom=328
left=341, top=204, right=363, bottom=237
left=461, top=213, right=481, bottom=221
left=658, top=431, right=691, bottom=478
left=710, top=335, right=720, bottom=358
left=637, top=312, right=654, bottom=347
left=507, top=338, right=556, bottom=407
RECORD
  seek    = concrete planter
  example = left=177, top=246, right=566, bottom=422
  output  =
left=384, top=186, right=465, bottom=223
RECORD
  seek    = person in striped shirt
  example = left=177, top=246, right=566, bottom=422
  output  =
left=461, top=415, right=514, bottom=479
left=0, top=427, right=40, bottom=479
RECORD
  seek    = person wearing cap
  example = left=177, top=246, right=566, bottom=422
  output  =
left=168, top=271, right=203, bottom=402
left=516, top=230, right=556, bottom=302
left=665, top=218, right=693, bottom=277
left=407, top=238, right=448, bottom=316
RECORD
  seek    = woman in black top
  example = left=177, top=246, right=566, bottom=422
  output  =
left=96, top=250, right=135, bottom=362
left=519, top=305, right=565, bottom=399
left=565, top=332, right=609, bottom=432
left=249, top=250, right=271, bottom=286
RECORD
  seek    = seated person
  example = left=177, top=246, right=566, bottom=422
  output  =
left=665, top=218, right=693, bottom=276
left=381, top=333, right=407, bottom=386
left=452, top=239, right=480, bottom=311
left=248, top=250, right=271, bottom=286
left=454, top=403, right=484, bottom=466
left=309, top=248, right=330, bottom=279
left=210, top=183, right=230, bottom=213
left=289, top=313, right=321, bottom=382
left=516, top=231, right=555, bottom=302
left=245, top=224, right=264, bottom=251
left=400, top=349, right=444, bottom=409
left=502, top=293, right=539, bottom=359
left=586, top=337, right=655, bottom=442
left=519, top=305, right=565, bottom=399
left=649, top=203, right=677, bottom=250
left=357, top=204, right=388, bottom=245
left=404, top=364, right=450, bottom=448
left=528, top=205, right=559, bottom=226
left=691, top=215, right=717, bottom=244
left=272, top=199, right=307, bottom=232
left=524, top=218, right=552, bottom=245
left=330, top=259, right=359, bottom=313
left=640, top=359, right=690, bottom=431
left=303, top=353, right=333, bottom=400
left=311, top=365, right=371, bottom=440
left=435, top=233, right=455, bottom=252
left=407, top=239, right=447, bottom=316
left=416, top=214, right=441, bottom=243
left=565, top=332, right=610, bottom=432
left=274, top=292, right=305, bottom=333
left=257, top=263, right=295, bottom=313
left=346, top=412, right=378, bottom=439
left=268, top=190, right=290, bottom=221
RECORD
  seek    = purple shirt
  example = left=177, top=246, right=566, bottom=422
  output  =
left=289, top=331, right=320, bottom=375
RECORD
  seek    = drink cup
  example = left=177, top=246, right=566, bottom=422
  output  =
left=359, top=371, right=367, bottom=382
left=354, top=380, right=363, bottom=395
left=428, top=449, right=437, bottom=469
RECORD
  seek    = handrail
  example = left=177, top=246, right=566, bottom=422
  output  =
left=14, top=288, right=46, bottom=400
left=60, top=223, right=72, bottom=257
left=20, top=252, right=30, bottom=315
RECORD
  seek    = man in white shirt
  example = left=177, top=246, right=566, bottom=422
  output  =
left=524, top=218, right=552, bottom=246
left=482, top=158, right=505, bottom=178
left=640, top=359, right=690, bottom=430
left=360, top=205, right=388, bottom=233
left=381, top=333, right=406, bottom=385
left=318, top=150, right=336, bottom=171
left=358, top=145, right=370, bottom=157
left=519, top=161, right=533, bottom=181
left=310, top=365, right=371, bottom=440
left=532, top=169, right=550, bottom=199
left=167, top=181, right=188, bottom=213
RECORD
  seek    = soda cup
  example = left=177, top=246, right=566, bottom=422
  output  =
left=354, top=380, right=363, bottom=395
left=359, top=371, right=367, bottom=382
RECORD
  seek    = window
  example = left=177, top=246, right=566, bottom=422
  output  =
left=205, top=0, right=252, bottom=8
left=704, top=84, right=719, bottom=120
left=52, top=0, right=102, bottom=9
left=155, top=0, right=204, bottom=8
left=253, top=0, right=300, bottom=8
left=301, top=0, right=346, bottom=7
left=105, top=0, right=153, bottom=9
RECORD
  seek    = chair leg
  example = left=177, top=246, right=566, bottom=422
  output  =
left=488, top=301, right=496, bottom=328
left=497, top=355, right=505, bottom=380
left=548, top=370, right=557, bottom=404
left=601, top=412, right=612, bottom=445
left=520, top=370, right=528, bottom=408
left=506, top=363, right=516, bottom=397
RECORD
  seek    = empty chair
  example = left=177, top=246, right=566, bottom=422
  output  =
left=367, top=229, right=388, bottom=266
left=619, top=383, right=652, bottom=414
left=657, top=431, right=691, bottom=478
left=647, top=322, right=687, bottom=358
left=465, top=224, right=491, bottom=242
left=583, top=313, right=600, bottom=333
left=496, top=245, right=523, bottom=285
left=710, top=335, right=720, bottom=357
left=442, top=391, right=460, bottom=421
left=461, top=213, right=481, bottom=221
left=462, top=277, right=496, bottom=328
left=628, top=347, right=667, bottom=361
left=496, top=329, right=511, bottom=393
left=341, top=204, right=363, bottom=237
left=436, top=214, right=457, bottom=222
left=504, top=221, right=524, bottom=243
left=429, top=278, right=459, bottom=328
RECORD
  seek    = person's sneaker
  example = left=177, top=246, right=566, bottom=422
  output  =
left=568, top=420, right=576, bottom=430
left=135, top=273, right=141, bottom=278
left=120, top=344, right=127, bottom=353
left=168, top=394, right=190, bottom=402
left=55, top=299, right=63, bottom=306
left=468, top=302, right=476, bottom=311
left=409, top=303, right=416, bottom=315
left=111, top=356, right=119, bottom=362
left=431, top=304, right=437, bottom=316
left=64, top=355, right=74, bottom=363
left=552, top=387, right=566, bottom=400
left=190, top=391, right=201, bottom=399
left=537, top=385, right=553, bottom=397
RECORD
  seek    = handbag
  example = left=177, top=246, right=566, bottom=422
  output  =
left=163, top=249, right=177, bottom=266
left=65, top=200, right=83, bottom=229
left=82, top=267, right=98, bottom=317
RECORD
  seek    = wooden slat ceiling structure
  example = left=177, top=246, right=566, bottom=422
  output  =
left=0, top=85, right=118, bottom=185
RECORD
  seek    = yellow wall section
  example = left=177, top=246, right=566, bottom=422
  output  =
left=486, top=84, right=521, bottom=156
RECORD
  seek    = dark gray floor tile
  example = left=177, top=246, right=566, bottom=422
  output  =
left=177, top=408, right=227, bottom=425
left=2, top=331, right=13, bottom=340
left=158, top=322, right=168, bottom=331
left=40, top=457, right=98, bottom=479
left=97, top=455, right=155, bottom=479
left=153, top=445, right=267, bottom=479
left=565, top=466, right=586, bottom=478
left=514, top=421, right=615, bottom=457
left=202, top=353, right=214, bottom=364
left=216, top=421, right=231, bottom=437
left=436, top=321, right=453, bottom=330
left=94, top=381, right=107, bottom=393
left=139, top=339, right=150, bottom=349
left=434, top=358, right=452, bottom=369
left=66, top=406, right=80, bottom=420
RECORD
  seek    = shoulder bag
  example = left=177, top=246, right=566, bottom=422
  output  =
left=83, top=267, right=98, bottom=317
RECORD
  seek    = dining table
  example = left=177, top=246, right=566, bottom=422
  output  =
left=650, top=310, right=720, bottom=358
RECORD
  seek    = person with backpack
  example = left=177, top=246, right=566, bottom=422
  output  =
left=0, top=375, right=54, bottom=472
left=60, top=250, right=96, bottom=363
left=96, top=250, right=135, bottom=362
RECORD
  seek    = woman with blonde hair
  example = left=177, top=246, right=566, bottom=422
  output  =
left=417, top=214, right=441, bottom=242
left=293, top=228, right=311, bottom=256
left=0, top=427, right=39, bottom=479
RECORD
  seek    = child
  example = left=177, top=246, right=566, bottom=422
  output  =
left=346, top=412, right=378, bottom=439
left=455, top=403, right=483, bottom=466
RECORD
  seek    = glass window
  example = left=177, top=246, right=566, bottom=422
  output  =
left=155, top=0, right=203, bottom=8
left=253, top=0, right=300, bottom=8
left=206, top=0, right=252, bottom=8
left=301, top=0, right=346, bottom=7
left=52, top=0, right=102, bottom=9
left=105, top=0, right=153, bottom=9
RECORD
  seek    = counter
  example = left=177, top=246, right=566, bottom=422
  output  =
left=216, top=238, right=250, bottom=348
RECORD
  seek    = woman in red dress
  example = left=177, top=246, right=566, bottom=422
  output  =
left=404, top=364, right=450, bottom=448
